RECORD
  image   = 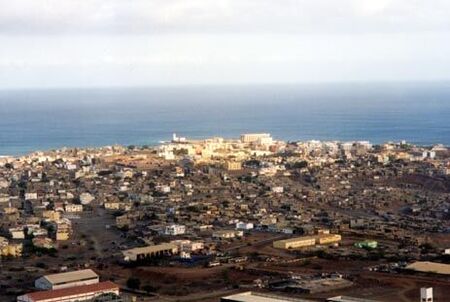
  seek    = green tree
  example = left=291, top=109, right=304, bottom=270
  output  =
left=126, top=277, right=141, bottom=290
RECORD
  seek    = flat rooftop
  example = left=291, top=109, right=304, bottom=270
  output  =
left=275, top=237, right=316, bottom=244
left=406, top=261, right=450, bottom=275
left=221, top=291, right=314, bottom=302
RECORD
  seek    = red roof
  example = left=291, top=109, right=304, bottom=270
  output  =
left=24, top=281, right=119, bottom=301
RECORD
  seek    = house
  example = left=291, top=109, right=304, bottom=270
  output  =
left=164, top=224, right=186, bottom=236
left=32, top=237, right=55, bottom=250
left=42, top=210, right=61, bottom=221
left=79, top=193, right=94, bottom=205
left=25, top=193, right=38, bottom=200
left=9, top=227, right=25, bottom=239
left=236, top=222, right=254, bottom=230
left=104, top=202, right=120, bottom=210
left=55, top=219, right=72, bottom=241
left=271, top=186, right=284, bottom=193
left=170, top=240, right=204, bottom=252
left=0, top=237, right=23, bottom=258
left=64, top=204, right=83, bottom=213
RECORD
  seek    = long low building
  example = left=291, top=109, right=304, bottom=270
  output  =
left=221, top=291, right=315, bottom=302
left=17, top=281, right=119, bottom=302
left=273, top=237, right=316, bottom=249
left=327, top=296, right=381, bottom=302
left=35, top=269, right=99, bottom=290
left=405, top=261, right=450, bottom=275
left=122, top=243, right=178, bottom=262
left=273, top=234, right=341, bottom=250
left=316, top=234, right=342, bottom=245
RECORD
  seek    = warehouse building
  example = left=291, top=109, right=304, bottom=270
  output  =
left=34, top=269, right=99, bottom=290
left=406, top=261, right=450, bottom=275
left=327, top=296, right=381, bottom=302
left=122, top=243, right=178, bottom=262
left=17, top=281, right=119, bottom=302
left=221, top=291, right=314, bottom=302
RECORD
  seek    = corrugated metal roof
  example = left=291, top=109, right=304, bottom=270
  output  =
left=122, top=243, right=177, bottom=257
left=327, top=296, right=381, bottom=302
left=42, top=269, right=98, bottom=284
left=23, top=281, right=118, bottom=301
left=222, top=291, right=314, bottom=302
left=406, top=261, right=450, bottom=275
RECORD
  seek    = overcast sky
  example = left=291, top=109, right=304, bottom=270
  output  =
left=1, top=0, right=450, bottom=89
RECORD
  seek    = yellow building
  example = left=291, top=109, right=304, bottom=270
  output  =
left=0, top=237, right=23, bottom=258
left=225, top=161, right=242, bottom=171
left=104, top=202, right=120, bottom=210
left=273, top=234, right=342, bottom=250
left=56, top=230, right=70, bottom=241
left=316, top=234, right=342, bottom=245
left=3, top=207, right=18, bottom=215
left=273, top=236, right=316, bottom=249
left=42, top=210, right=61, bottom=221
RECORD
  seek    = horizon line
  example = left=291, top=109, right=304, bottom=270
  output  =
left=2, top=79, right=450, bottom=92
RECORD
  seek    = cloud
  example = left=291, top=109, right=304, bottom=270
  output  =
left=0, top=0, right=449, bottom=35
left=355, top=0, right=393, bottom=16
left=0, top=1, right=449, bottom=88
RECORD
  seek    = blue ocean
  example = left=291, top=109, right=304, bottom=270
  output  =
left=0, top=83, right=449, bottom=156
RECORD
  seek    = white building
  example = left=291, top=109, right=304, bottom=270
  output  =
left=213, top=230, right=243, bottom=239
left=64, top=204, right=83, bottom=213
left=422, top=151, right=436, bottom=159
left=172, top=133, right=186, bottom=143
left=25, top=193, right=38, bottom=200
left=164, top=224, right=186, bottom=236
left=240, top=133, right=272, bottom=143
left=271, top=186, right=284, bottom=193
left=421, top=287, right=433, bottom=302
left=157, top=185, right=171, bottom=194
left=65, top=163, right=77, bottom=170
left=236, top=222, right=254, bottom=230
left=9, top=227, right=25, bottom=239
left=34, top=269, right=99, bottom=290
left=170, top=240, right=204, bottom=252
left=79, top=193, right=94, bottom=205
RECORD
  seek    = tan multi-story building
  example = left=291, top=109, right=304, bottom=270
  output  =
left=0, top=237, right=23, bottom=258
left=42, top=210, right=61, bottom=221
left=64, top=204, right=83, bottom=213
left=225, top=161, right=242, bottom=171
left=104, top=202, right=120, bottom=210
left=240, top=133, right=271, bottom=143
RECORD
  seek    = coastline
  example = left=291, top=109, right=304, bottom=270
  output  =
left=1, top=138, right=448, bottom=160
